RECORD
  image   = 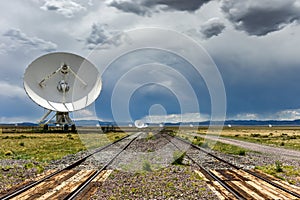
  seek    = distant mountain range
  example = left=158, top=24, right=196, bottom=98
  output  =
left=223, top=119, right=300, bottom=126
left=1, top=119, right=300, bottom=127
left=0, top=122, right=39, bottom=127
left=163, top=119, right=300, bottom=126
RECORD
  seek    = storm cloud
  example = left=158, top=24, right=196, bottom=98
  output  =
left=108, top=0, right=211, bottom=16
left=221, top=0, right=300, bottom=36
left=200, top=18, right=226, bottom=39
left=1, top=1, right=300, bottom=123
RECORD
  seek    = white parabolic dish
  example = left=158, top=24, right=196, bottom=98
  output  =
left=24, top=52, right=102, bottom=112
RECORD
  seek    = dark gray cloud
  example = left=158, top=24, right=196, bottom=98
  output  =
left=109, top=1, right=150, bottom=16
left=3, top=28, right=57, bottom=52
left=108, top=0, right=211, bottom=16
left=151, top=0, right=211, bottom=11
left=85, top=24, right=124, bottom=49
left=1, top=1, right=300, bottom=122
left=221, top=0, right=300, bottom=36
left=40, top=0, right=86, bottom=18
left=200, top=18, right=226, bottom=39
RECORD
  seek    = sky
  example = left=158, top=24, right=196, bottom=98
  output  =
left=1, top=0, right=300, bottom=123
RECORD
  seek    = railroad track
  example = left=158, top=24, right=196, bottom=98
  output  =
left=0, top=133, right=141, bottom=200
left=164, top=133, right=300, bottom=200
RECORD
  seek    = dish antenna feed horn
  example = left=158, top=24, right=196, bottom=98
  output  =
left=24, top=52, right=102, bottom=132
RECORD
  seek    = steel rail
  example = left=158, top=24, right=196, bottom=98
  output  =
left=244, top=169, right=300, bottom=198
left=163, top=134, right=245, bottom=200
left=167, top=133, right=300, bottom=199
left=0, top=134, right=131, bottom=200
left=65, top=133, right=142, bottom=200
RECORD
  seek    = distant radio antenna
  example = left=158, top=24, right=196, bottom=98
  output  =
left=23, top=52, right=102, bottom=131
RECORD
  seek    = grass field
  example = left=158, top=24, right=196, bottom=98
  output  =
left=0, top=132, right=127, bottom=163
left=255, top=162, right=300, bottom=185
left=0, top=128, right=299, bottom=190
left=174, top=126, right=300, bottom=154
left=176, top=132, right=249, bottom=155
left=180, top=126, right=300, bottom=151
left=1, top=127, right=299, bottom=162
left=219, top=127, right=300, bottom=151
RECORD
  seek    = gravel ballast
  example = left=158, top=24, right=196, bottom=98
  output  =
left=1, top=132, right=300, bottom=198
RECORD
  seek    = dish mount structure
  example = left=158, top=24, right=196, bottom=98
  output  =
left=24, top=52, right=102, bottom=131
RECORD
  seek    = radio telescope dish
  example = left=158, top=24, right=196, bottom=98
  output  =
left=24, top=52, right=102, bottom=130
left=134, top=120, right=146, bottom=128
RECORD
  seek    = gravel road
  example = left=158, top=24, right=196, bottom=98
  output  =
left=189, top=133, right=300, bottom=160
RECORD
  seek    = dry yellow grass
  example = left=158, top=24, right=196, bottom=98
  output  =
left=199, top=127, right=300, bottom=151
left=0, top=132, right=127, bottom=162
left=220, top=127, right=300, bottom=137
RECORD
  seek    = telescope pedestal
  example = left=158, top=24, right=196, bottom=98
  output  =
left=40, top=111, right=76, bottom=132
